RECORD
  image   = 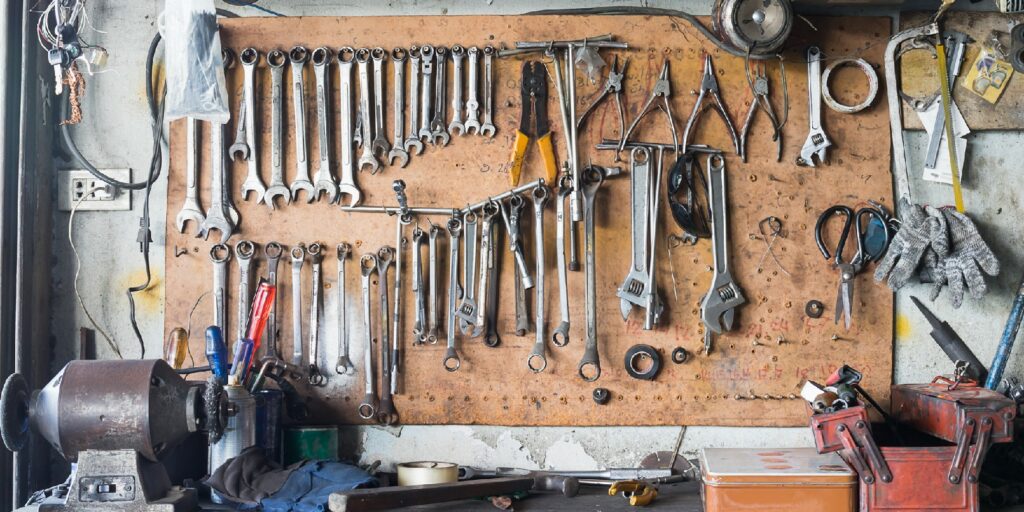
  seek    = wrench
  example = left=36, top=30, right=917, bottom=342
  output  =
left=700, top=154, right=746, bottom=354
left=527, top=185, right=550, bottom=372
left=201, top=120, right=236, bottom=243
left=578, top=167, right=604, bottom=382
left=358, top=254, right=378, bottom=420
left=263, top=50, right=291, bottom=208
left=388, top=48, right=410, bottom=167
left=797, top=46, right=831, bottom=167
left=176, top=117, right=206, bottom=235
left=235, top=240, right=255, bottom=342
left=552, top=176, right=572, bottom=347
left=404, top=46, right=425, bottom=156
left=211, top=244, right=232, bottom=337
left=312, top=47, right=338, bottom=203
left=390, top=213, right=409, bottom=397
left=290, top=245, right=306, bottom=366
left=336, top=48, right=363, bottom=207
left=448, top=45, right=466, bottom=136
left=411, top=227, right=427, bottom=342
left=425, top=223, right=442, bottom=344
left=418, top=45, right=435, bottom=144
left=455, top=211, right=479, bottom=332
left=444, top=217, right=463, bottom=371
left=335, top=243, right=355, bottom=375
left=617, top=147, right=651, bottom=317
left=238, top=48, right=266, bottom=202
left=430, top=46, right=451, bottom=146
left=479, top=45, right=496, bottom=138
left=376, top=246, right=398, bottom=425
left=483, top=217, right=501, bottom=348
left=356, top=48, right=381, bottom=173
left=643, top=151, right=666, bottom=330
left=307, top=243, right=327, bottom=386
left=464, top=47, right=481, bottom=135
left=501, top=193, right=534, bottom=289
left=472, top=201, right=500, bottom=338
left=264, top=242, right=283, bottom=358
left=288, top=46, right=315, bottom=201
left=370, top=47, right=391, bottom=163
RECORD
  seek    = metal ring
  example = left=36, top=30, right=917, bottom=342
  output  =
left=288, top=46, right=309, bottom=64
left=264, top=241, right=283, bottom=259
left=527, top=353, right=547, bottom=373
left=806, top=299, right=825, bottom=319
left=234, top=240, right=255, bottom=259
left=592, top=388, right=611, bottom=405
left=312, top=47, right=331, bottom=66
left=267, top=49, right=286, bottom=68
left=624, top=344, right=661, bottom=380
left=240, top=48, right=259, bottom=66
left=671, top=347, right=689, bottom=364
left=821, top=58, right=879, bottom=114
left=210, top=244, right=232, bottom=263
left=337, top=47, right=355, bottom=63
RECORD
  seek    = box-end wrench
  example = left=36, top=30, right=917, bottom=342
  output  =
left=552, top=176, right=572, bottom=347
left=238, top=48, right=266, bottom=203
left=388, top=48, right=410, bottom=168
left=444, top=217, right=463, bottom=371
left=370, top=48, right=391, bottom=165
left=288, top=46, right=315, bottom=202
left=448, top=45, right=466, bottom=136
left=483, top=218, right=502, bottom=348
left=358, top=254, right=378, bottom=420
left=479, top=46, right=496, bottom=137
left=455, top=211, right=479, bottom=332
left=404, top=46, right=425, bottom=156
left=355, top=48, right=381, bottom=173
left=263, top=50, right=291, bottom=209
left=390, top=213, right=410, bottom=396
left=290, top=245, right=306, bottom=366
left=176, top=117, right=206, bottom=236
left=430, top=46, right=451, bottom=146
left=336, top=48, right=363, bottom=207
left=797, top=46, right=831, bottom=167
left=527, top=185, right=550, bottom=373
left=335, top=243, right=355, bottom=375
left=700, top=154, right=746, bottom=355
left=418, top=45, right=435, bottom=144
left=411, top=227, right=427, bottom=343
left=307, top=243, right=327, bottom=386
left=264, top=242, right=283, bottom=358
left=211, top=244, right=232, bottom=336
left=376, top=246, right=398, bottom=425
left=235, top=240, right=255, bottom=342
left=472, top=201, right=500, bottom=338
left=312, top=47, right=338, bottom=204
left=464, top=47, right=481, bottom=135
left=617, top=147, right=651, bottom=317
left=578, top=167, right=604, bottom=382
left=425, top=224, right=442, bottom=344
left=201, top=121, right=237, bottom=244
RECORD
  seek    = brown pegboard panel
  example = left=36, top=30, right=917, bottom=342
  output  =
left=164, top=15, right=893, bottom=426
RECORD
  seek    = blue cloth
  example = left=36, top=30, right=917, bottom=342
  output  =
left=261, top=460, right=378, bottom=512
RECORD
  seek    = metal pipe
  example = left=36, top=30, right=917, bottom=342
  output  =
left=498, top=34, right=621, bottom=57
left=596, top=139, right=723, bottom=154
left=340, top=180, right=545, bottom=216
left=567, top=45, right=582, bottom=223
left=986, top=274, right=1024, bottom=389
left=462, top=179, right=544, bottom=213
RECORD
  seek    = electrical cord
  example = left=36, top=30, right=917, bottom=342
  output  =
left=69, top=184, right=122, bottom=358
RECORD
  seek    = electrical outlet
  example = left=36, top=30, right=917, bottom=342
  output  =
left=58, top=169, right=132, bottom=211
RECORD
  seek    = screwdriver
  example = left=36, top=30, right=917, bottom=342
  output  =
left=245, top=279, right=277, bottom=361
left=204, top=326, right=229, bottom=384
left=164, top=327, right=189, bottom=369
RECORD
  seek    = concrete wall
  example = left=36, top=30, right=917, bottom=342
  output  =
left=50, top=0, right=1023, bottom=473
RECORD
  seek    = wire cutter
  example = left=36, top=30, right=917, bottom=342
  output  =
left=509, top=60, right=557, bottom=186
left=620, top=59, right=678, bottom=155
left=682, top=55, right=740, bottom=154
left=814, top=205, right=891, bottom=330
left=739, top=62, right=782, bottom=162
left=578, top=55, right=628, bottom=136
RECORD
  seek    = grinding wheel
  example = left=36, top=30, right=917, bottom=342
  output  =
left=1, top=373, right=29, bottom=452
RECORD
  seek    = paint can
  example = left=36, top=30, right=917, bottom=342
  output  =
left=254, top=388, right=283, bottom=464
left=208, top=384, right=256, bottom=504
left=283, top=426, right=339, bottom=465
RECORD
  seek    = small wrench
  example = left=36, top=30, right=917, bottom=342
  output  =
left=211, top=244, right=231, bottom=336
left=176, top=117, right=205, bottom=235
left=355, top=48, right=381, bottom=173
left=501, top=194, right=534, bottom=289
left=430, top=46, right=451, bottom=146
left=527, top=186, right=550, bottom=372
left=288, top=46, right=315, bottom=202
left=464, top=47, right=481, bottom=134
left=264, top=242, right=283, bottom=358
left=404, top=46, right=425, bottom=156
left=307, top=243, right=327, bottom=386
left=335, top=243, right=354, bottom=375
left=312, top=47, right=338, bottom=203
left=336, top=48, right=363, bottom=206
left=448, top=45, right=466, bottom=136
left=263, top=50, right=291, bottom=208
left=426, top=223, right=442, bottom=344
left=238, top=48, right=266, bottom=202
left=370, top=48, right=391, bottom=163
left=479, top=45, right=496, bottom=137
left=358, top=254, right=378, bottom=420
left=552, top=176, right=572, bottom=347
left=235, top=240, right=255, bottom=342
left=201, top=120, right=236, bottom=243
left=376, top=246, right=398, bottom=425
left=411, top=227, right=427, bottom=342
left=388, top=48, right=410, bottom=167
left=418, top=45, right=435, bottom=144
left=472, top=201, right=500, bottom=338
left=290, top=245, right=306, bottom=366
left=797, top=46, right=831, bottom=167
left=444, top=217, right=463, bottom=371
left=578, top=167, right=604, bottom=381
left=455, top=210, right=479, bottom=332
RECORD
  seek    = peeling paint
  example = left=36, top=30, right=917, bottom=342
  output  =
left=895, top=313, right=912, bottom=340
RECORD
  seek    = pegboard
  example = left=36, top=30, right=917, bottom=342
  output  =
left=164, top=15, right=894, bottom=427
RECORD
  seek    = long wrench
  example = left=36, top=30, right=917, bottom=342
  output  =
left=444, top=217, right=463, bottom=371
left=430, top=46, right=451, bottom=146
left=527, top=185, right=550, bottom=372
left=388, top=48, right=410, bottom=167
left=426, top=224, right=442, bottom=344
left=201, top=120, right=236, bottom=243
left=390, top=214, right=409, bottom=396
left=643, top=150, right=667, bottom=330
left=235, top=240, right=255, bottom=343
left=464, top=47, right=481, bottom=134
left=411, top=227, right=427, bottom=342
left=290, top=245, right=306, bottom=366
left=552, top=177, right=572, bottom=347
left=336, top=48, right=363, bottom=207
left=211, top=244, right=231, bottom=336
left=356, top=48, right=381, bottom=173
left=405, top=46, right=425, bottom=156
left=578, top=168, right=604, bottom=382
left=483, top=218, right=502, bottom=348
left=797, top=46, right=831, bottom=167
left=418, top=45, right=435, bottom=144
left=176, top=117, right=205, bottom=235
left=308, top=243, right=326, bottom=386
left=448, top=45, right=466, bottom=136
left=238, top=48, right=266, bottom=202
left=358, top=254, right=378, bottom=420
left=370, top=48, right=391, bottom=163
left=479, top=45, right=496, bottom=137
left=472, top=201, right=500, bottom=338
left=312, top=47, right=338, bottom=203
left=263, top=50, right=290, bottom=208
left=700, top=154, right=746, bottom=354
left=455, top=211, right=479, bottom=331
left=376, top=246, right=398, bottom=425
left=288, top=46, right=315, bottom=201
left=335, top=243, right=354, bottom=375
left=264, top=242, right=283, bottom=358
left=617, top=147, right=650, bottom=317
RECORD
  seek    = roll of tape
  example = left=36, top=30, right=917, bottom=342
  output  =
left=397, top=461, right=459, bottom=486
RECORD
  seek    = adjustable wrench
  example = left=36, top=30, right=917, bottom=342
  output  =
left=472, top=201, right=500, bottom=338
left=263, top=50, right=291, bottom=208
left=211, top=244, right=231, bottom=336
left=175, top=117, right=205, bottom=235
left=335, top=243, right=354, bottom=375
left=312, top=47, right=338, bottom=203
left=336, top=48, right=363, bottom=207
left=290, top=245, right=306, bottom=366
left=358, top=254, right=378, bottom=420
left=444, top=217, right=463, bottom=371
left=288, top=47, right=315, bottom=202
left=355, top=48, right=381, bottom=173
left=238, top=48, right=266, bottom=202
left=448, top=45, right=466, bottom=136
left=617, top=147, right=650, bottom=317
left=388, top=48, right=410, bottom=167
left=700, top=154, right=746, bottom=354
left=455, top=211, right=479, bottom=332
left=430, top=46, right=451, bottom=146
left=370, top=48, right=391, bottom=163
left=797, top=46, right=831, bottom=167
left=404, top=46, right=425, bottom=156
left=552, top=177, right=572, bottom=347
left=411, top=227, right=427, bottom=342
left=479, top=45, right=496, bottom=137
left=464, top=47, right=481, bottom=134
left=578, top=168, right=604, bottom=382
left=527, top=185, right=550, bottom=373
left=376, top=246, right=398, bottom=425
left=264, top=242, right=283, bottom=358
left=201, top=120, right=236, bottom=243
left=426, top=224, right=442, bottom=344
left=418, top=45, right=435, bottom=144
left=235, top=240, right=255, bottom=342
left=308, top=243, right=327, bottom=386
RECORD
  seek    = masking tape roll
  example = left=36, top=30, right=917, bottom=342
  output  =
left=396, top=461, right=459, bottom=486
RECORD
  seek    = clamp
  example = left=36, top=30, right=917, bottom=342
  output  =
left=683, top=55, right=740, bottom=154
left=509, top=61, right=557, bottom=186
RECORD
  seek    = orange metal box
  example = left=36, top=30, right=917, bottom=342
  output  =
left=700, top=447, right=857, bottom=512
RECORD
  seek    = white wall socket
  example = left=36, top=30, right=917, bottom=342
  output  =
left=58, top=169, right=132, bottom=211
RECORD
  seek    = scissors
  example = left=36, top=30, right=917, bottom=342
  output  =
left=814, top=205, right=891, bottom=329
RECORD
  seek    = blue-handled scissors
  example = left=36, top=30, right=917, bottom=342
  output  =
left=814, top=205, right=891, bottom=329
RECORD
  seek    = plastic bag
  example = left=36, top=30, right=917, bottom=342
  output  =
left=161, top=0, right=229, bottom=123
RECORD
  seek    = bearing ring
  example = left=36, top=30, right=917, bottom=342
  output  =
left=806, top=300, right=825, bottom=319
left=821, top=58, right=879, bottom=114
left=671, top=347, right=689, bottom=364
left=624, top=344, right=662, bottom=381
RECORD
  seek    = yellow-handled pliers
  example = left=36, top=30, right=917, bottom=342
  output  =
left=509, top=61, right=557, bottom=186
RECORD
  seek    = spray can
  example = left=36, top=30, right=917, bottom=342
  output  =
left=208, top=384, right=256, bottom=504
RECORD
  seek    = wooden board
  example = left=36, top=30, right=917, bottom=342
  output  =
left=164, top=15, right=893, bottom=427
left=900, top=11, right=1024, bottom=130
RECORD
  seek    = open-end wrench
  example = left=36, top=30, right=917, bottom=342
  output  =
left=430, top=46, right=451, bottom=146
left=464, top=47, right=481, bottom=134
left=411, top=227, right=427, bottom=342
left=578, top=167, right=604, bottom=382
left=221, top=48, right=241, bottom=222
left=472, top=201, right=500, bottom=338
left=418, top=45, right=435, bottom=144
left=335, top=243, right=354, bottom=375
left=201, top=121, right=236, bottom=243
left=552, top=176, right=572, bottom=347
left=448, top=45, right=466, bottom=136
left=238, top=48, right=266, bottom=202
left=288, top=46, right=315, bottom=202
left=527, top=186, right=550, bottom=372
left=264, top=242, right=283, bottom=358
left=229, top=93, right=249, bottom=162
left=376, top=246, right=398, bottom=425
left=617, top=147, right=651, bottom=317
left=336, top=48, right=363, bottom=207
left=263, top=50, right=290, bottom=208
left=455, top=211, right=479, bottom=332
left=700, top=154, right=746, bottom=354
left=176, top=118, right=205, bottom=235
left=355, top=48, right=381, bottom=173
left=480, top=45, right=496, bottom=137
left=797, top=46, right=831, bottom=167
left=307, top=243, right=327, bottom=386
left=312, top=47, right=338, bottom=203
left=211, top=244, right=231, bottom=336
left=370, top=48, right=391, bottom=164
left=235, top=240, right=255, bottom=342
left=444, top=217, right=463, bottom=371
left=426, top=223, right=442, bottom=344
left=483, top=216, right=501, bottom=348
left=388, top=48, right=410, bottom=167
left=404, top=46, right=425, bottom=156
left=390, top=213, right=409, bottom=397
left=354, top=103, right=363, bottom=149
left=290, top=245, right=306, bottom=366
left=358, top=254, right=378, bottom=420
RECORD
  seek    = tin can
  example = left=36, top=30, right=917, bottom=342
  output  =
left=208, top=384, right=256, bottom=504
left=255, top=389, right=283, bottom=464
left=283, top=426, right=338, bottom=465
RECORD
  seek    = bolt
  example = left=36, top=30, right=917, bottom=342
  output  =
left=752, top=340, right=762, bottom=347
left=776, top=335, right=786, bottom=345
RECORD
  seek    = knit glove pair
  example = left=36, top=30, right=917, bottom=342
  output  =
left=929, top=208, right=1000, bottom=308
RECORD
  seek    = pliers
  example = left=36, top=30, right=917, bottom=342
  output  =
left=578, top=55, right=628, bottom=137
left=509, top=60, right=557, bottom=186
left=620, top=59, right=678, bottom=155
left=682, top=55, right=740, bottom=154
left=739, top=62, right=782, bottom=162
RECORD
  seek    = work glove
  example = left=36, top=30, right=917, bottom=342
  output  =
left=874, top=198, right=948, bottom=291
left=917, top=205, right=952, bottom=283
left=929, top=208, right=1000, bottom=308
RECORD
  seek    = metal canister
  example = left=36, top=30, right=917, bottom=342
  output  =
left=208, top=384, right=256, bottom=504
left=283, top=426, right=339, bottom=466
left=254, top=388, right=283, bottom=464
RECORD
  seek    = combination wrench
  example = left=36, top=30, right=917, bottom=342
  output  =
left=388, top=48, right=410, bottom=167
left=404, top=46, right=425, bottom=156
left=390, top=213, right=409, bottom=397
left=288, top=47, right=315, bottom=202
left=448, top=45, right=466, bottom=136
left=455, top=210, right=479, bottom=332
left=290, top=245, right=306, bottom=366
left=358, top=254, right=378, bottom=420
left=312, top=47, right=338, bottom=203
left=335, top=243, right=355, bottom=375
left=464, top=47, right=481, bottom=134
left=430, top=46, right=451, bottom=146
left=235, top=240, right=255, bottom=343
left=411, top=227, right=427, bottom=342
left=370, top=48, right=391, bottom=163
left=376, top=246, right=398, bottom=425
left=444, top=217, right=463, bottom=371
left=201, top=119, right=236, bottom=243
left=501, top=194, right=532, bottom=336
left=336, top=48, right=363, bottom=206
left=527, top=186, right=550, bottom=372
left=578, top=167, right=604, bottom=381
left=425, top=223, right=442, bottom=344
left=483, top=215, right=502, bottom=348
left=797, top=46, right=831, bottom=167
left=700, top=154, right=746, bottom=354
left=472, top=201, right=500, bottom=338
left=308, top=243, right=327, bottom=386
left=211, top=244, right=231, bottom=337
left=263, top=50, right=291, bottom=208
left=418, top=45, right=435, bottom=144
left=264, top=242, right=283, bottom=358
left=479, top=45, right=496, bottom=137
left=355, top=48, right=380, bottom=173
left=175, top=117, right=205, bottom=235
left=238, top=48, right=266, bottom=202
left=219, top=48, right=241, bottom=230
left=552, top=176, right=572, bottom=347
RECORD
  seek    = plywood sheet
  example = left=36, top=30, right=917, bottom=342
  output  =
left=164, top=15, right=893, bottom=426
